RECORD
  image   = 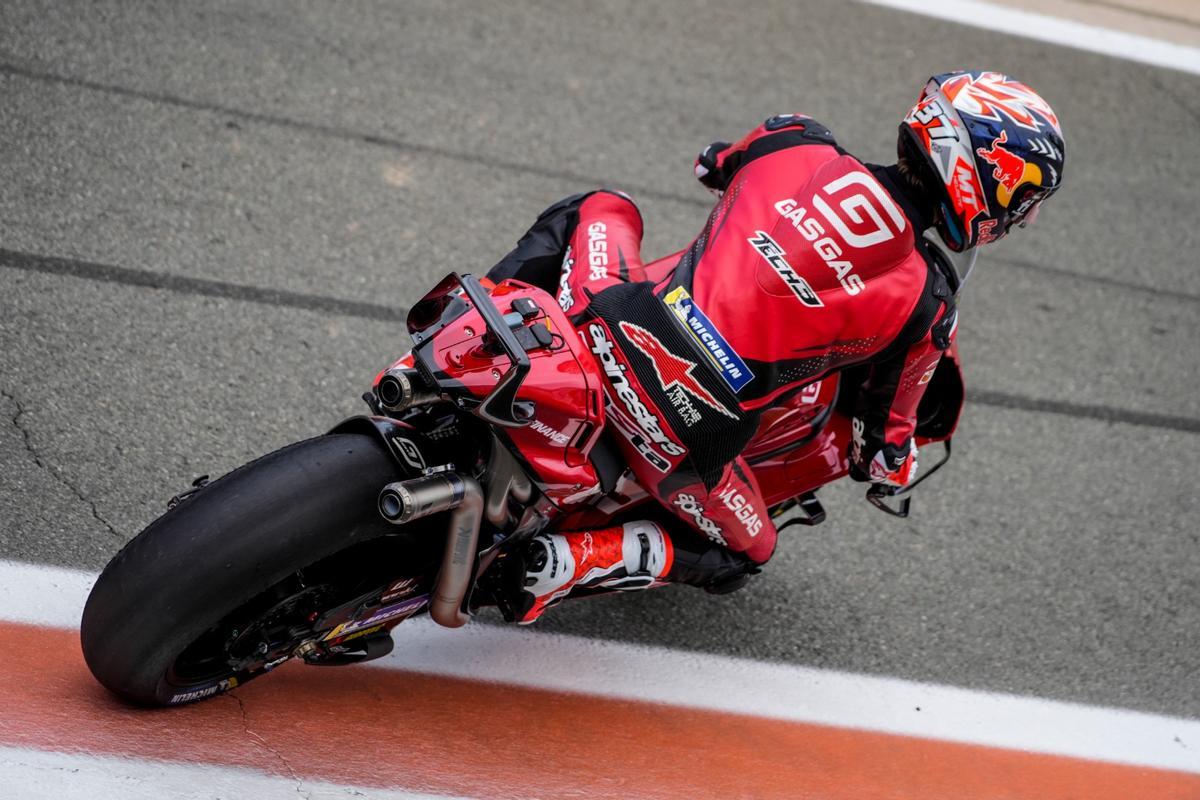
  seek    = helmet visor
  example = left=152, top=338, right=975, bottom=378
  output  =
left=1006, top=184, right=1055, bottom=231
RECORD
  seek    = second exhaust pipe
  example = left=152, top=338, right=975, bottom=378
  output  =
left=377, top=473, right=483, bottom=629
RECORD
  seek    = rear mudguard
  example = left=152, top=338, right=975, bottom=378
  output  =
left=328, top=416, right=435, bottom=476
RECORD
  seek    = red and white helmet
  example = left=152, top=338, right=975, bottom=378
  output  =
left=900, top=71, right=1065, bottom=252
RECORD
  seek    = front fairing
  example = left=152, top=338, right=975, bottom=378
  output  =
left=747, top=344, right=964, bottom=506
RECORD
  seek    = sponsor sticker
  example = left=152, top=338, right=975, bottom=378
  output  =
left=389, top=436, right=425, bottom=472
left=530, top=419, right=570, bottom=445
left=747, top=231, right=824, bottom=307
left=976, top=130, right=1042, bottom=208
left=799, top=381, right=822, bottom=404
left=169, top=677, right=238, bottom=705
left=673, top=493, right=727, bottom=546
left=664, top=286, right=754, bottom=393
left=587, top=222, right=608, bottom=281
left=665, top=386, right=701, bottom=427
left=322, top=594, right=429, bottom=641
left=381, top=577, right=421, bottom=603
left=715, top=485, right=763, bottom=538
left=588, top=322, right=683, bottom=472
left=619, top=321, right=738, bottom=421
left=557, top=245, right=576, bottom=311
left=976, top=218, right=1001, bottom=245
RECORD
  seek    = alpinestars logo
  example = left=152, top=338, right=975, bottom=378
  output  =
left=850, top=416, right=867, bottom=465
left=747, top=231, right=824, bottom=307
left=557, top=246, right=575, bottom=312
left=673, top=493, right=727, bottom=546
left=619, top=322, right=738, bottom=421
left=588, top=322, right=684, bottom=472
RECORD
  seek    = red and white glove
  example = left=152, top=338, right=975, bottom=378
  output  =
left=693, top=141, right=732, bottom=196
left=849, top=418, right=919, bottom=488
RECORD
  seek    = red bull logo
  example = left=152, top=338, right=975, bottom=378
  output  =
left=976, top=131, right=1043, bottom=208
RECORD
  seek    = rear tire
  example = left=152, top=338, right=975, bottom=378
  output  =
left=81, top=433, right=406, bottom=706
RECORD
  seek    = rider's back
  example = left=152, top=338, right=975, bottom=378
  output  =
left=665, top=128, right=946, bottom=413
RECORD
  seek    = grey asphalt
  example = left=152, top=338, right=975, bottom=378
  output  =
left=1, top=0, right=1198, bottom=720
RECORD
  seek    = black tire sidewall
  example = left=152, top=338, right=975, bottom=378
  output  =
left=80, top=433, right=406, bottom=705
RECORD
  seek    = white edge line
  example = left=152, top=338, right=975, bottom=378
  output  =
left=859, top=0, right=1200, bottom=77
left=0, top=745, right=475, bottom=800
left=4, top=559, right=1198, bottom=774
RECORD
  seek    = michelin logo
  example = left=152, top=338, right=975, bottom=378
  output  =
left=664, top=287, right=754, bottom=393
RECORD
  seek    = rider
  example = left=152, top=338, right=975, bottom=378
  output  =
left=487, top=71, right=1066, bottom=623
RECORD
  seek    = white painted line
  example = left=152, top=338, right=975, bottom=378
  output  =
left=5, top=559, right=1199, bottom=774
left=0, top=746, right=474, bottom=800
left=375, top=617, right=1200, bottom=773
left=860, top=0, right=1200, bottom=76
left=0, top=559, right=95, bottom=628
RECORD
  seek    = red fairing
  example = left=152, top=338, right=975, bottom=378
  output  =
left=742, top=377, right=838, bottom=461
left=750, top=412, right=857, bottom=507
left=411, top=280, right=609, bottom=506
left=391, top=271, right=962, bottom=564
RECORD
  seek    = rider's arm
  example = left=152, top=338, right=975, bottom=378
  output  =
left=849, top=306, right=957, bottom=486
left=693, top=114, right=837, bottom=193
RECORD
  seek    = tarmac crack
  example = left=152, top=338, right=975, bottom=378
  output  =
left=2, top=387, right=122, bottom=540
left=229, top=693, right=313, bottom=800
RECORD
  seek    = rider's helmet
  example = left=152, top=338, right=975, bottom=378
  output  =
left=899, top=70, right=1065, bottom=252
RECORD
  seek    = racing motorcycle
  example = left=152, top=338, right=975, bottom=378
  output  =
left=81, top=266, right=963, bottom=707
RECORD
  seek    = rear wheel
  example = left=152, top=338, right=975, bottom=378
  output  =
left=80, top=433, right=440, bottom=706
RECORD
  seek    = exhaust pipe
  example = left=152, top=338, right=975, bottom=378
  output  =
left=376, top=367, right=439, bottom=412
left=377, top=473, right=483, bottom=629
left=379, top=473, right=467, bottom=524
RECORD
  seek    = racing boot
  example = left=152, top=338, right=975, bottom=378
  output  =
left=514, top=521, right=673, bottom=624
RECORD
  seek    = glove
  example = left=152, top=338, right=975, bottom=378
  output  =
left=693, top=141, right=732, bottom=195
left=849, top=419, right=919, bottom=488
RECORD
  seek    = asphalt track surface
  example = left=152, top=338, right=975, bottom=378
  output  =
left=1, top=0, right=1198, bottom=774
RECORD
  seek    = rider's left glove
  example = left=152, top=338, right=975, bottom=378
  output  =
left=694, top=141, right=732, bottom=195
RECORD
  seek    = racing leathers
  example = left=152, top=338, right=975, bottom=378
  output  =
left=489, top=114, right=958, bottom=608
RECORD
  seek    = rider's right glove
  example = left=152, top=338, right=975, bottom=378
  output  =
left=693, top=141, right=732, bottom=195
left=848, top=426, right=919, bottom=489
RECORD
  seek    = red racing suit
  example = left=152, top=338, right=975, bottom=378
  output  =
left=489, top=115, right=958, bottom=568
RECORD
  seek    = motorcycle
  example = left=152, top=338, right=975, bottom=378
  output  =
left=81, top=266, right=963, bottom=706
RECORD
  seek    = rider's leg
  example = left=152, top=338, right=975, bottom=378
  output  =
left=513, top=518, right=756, bottom=624
left=556, top=190, right=646, bottom=320
left=485, top=189, right=644, bottom=316
left=515, top=520, right=671, bottom=624
left=662, top=456, right=778, bottom=565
